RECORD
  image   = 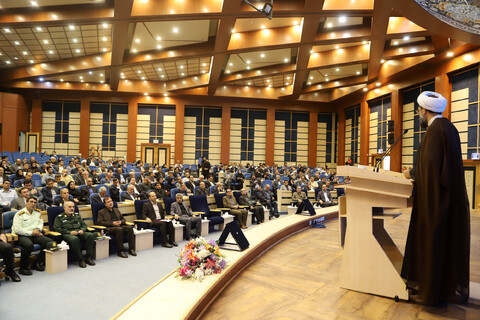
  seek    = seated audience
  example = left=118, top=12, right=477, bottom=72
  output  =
left=54, top=200, right=95, bottom=268
left=66, top=181, right=82, bottom=205
left=41, top=178, right=60, bottom=206
left=91, top=187, right=108, bottom=203
left=79, top=178, right=97, bottom=204
left=222, top=189, right=248, bottom=228
left=258, top=184, right=279, bottom=218
left=279, top=180, right=292, bottom=191
left=109, top=178, right=125, bottom=202
left=238, top=188, right=264, bottom=224
left=292, top=186, right=307, bottom=207
left=170, top=193, right=201, bottom=240
left=195, top=181, right=210, bottom=196
left=142, top=191, right=177, bottom=248
left=317, top=184, right=336, bottom=207
left=0, top=232, right=21, bottom=282
left=122, top=184, right=139, bottom=201
left=152, top=182, right=166, bottom=200
left=212, top=182, right=225, bottom=194
left=0, top=180, right=16, bottom=213
left=53, top=188, right=73, bottom=207
left=97, top=196, right=136, bottom=257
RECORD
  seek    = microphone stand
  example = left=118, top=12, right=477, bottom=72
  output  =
left=374, top=129, right=409, bottom=172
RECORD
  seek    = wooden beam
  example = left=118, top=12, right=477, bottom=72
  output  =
left=337, top=108, right=346, bottom=166
left=308, top=110, right=318, bottom=167
left=221, top=106, right=231, bottom=164
left=367, top=0, right=390, bottom=81
left=390, top=90, right=402, bottom=172
left=79, top=99, right=90, bottom=157
left=359, top=95, right=369, bottom=165
left=109, top=0, right=134, bottom=91
left=127, top=98, right=138, bottom=163
left=265, top=107, right=275, bottom=166
left=175, top=101, right=185, bottom=163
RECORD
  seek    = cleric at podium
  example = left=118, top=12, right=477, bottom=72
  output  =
left=402, top=91, right=470, bottom=306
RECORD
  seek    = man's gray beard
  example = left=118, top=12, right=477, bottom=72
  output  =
left=419, top=116, right=428, bottom=129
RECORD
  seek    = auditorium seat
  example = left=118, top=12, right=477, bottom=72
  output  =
left=188, top=195, right=224, bottom=232
left=133, top=200, right=161, bottom=245
left=91, top=201, right=131, bottom=254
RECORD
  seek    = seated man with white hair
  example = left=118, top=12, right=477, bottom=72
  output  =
left=170, top=193, right=201, bottom=240
left=91, top=186, right=108, bottom=203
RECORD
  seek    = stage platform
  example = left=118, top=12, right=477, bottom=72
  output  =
left=113, top=206, right=339, bottom=320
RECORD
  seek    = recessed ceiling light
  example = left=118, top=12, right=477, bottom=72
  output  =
left=284, top=58, right=289, bottom=63
left=145, top=55, right=151, bottom=59
left=36, top=27, right=42, bottom=32
left=201, top=70, right=206, bottom=73
left=14, top=41, right=20, bottom=45
left=132, top=49, right=137, bottom=53
left=137, top=70, right=141, bottom=73
left=164, top=93, right=168, bottom=97
left=231, top=29, right=235, bottom=34
left=343, top=33, right=350, bottom=38
left=38, top=77, right=43, bottom=81
left=447, top=52, right=454, bottom=57
left=325, top=78, right=329, bottom=82
left=156, top=36, right=162, bottom=41
left=43, top=40, right=48, bottom=44
left=335, top=45, right=340, bottom=49
left=268, top=84, right=272, bottom=88
left=4, top=28, right=11, bottom=33
left=325, top=74, right=328, bottom=76
left=60, top=79, right=64, bottom=82
left=75, top=49, right=80, bottom=53
left=51, top=14, right=57, bottom=19
left=73, top=38, right=78, bottom=43
left=260, top=53, right=265, bottom=58
left=172, top=27, right=179, bottom=33
left=310, top=50, right=314, bottom=54
left=403, top=36, right=410, bottom=41
left=309, top=76, right=313, bottom=79
left=157, top=68, right=162, bottom=71
left=326, top=23, right=333, bottom=28
left=144, top=92, right=148, bottom=96
left=88, top=71, right=93, bottom=75
left=261, top=25, right=266, bottom=29
left=79, top=76, right=83, bottom=79
left=4, top=60, right=10, bottom=65
left=362, top=41, right=368, bottom=45
left=100, top=73, right=103, bottom=76
left=161, top=75, right=165, bottom=78
left=228, top=63, right=233, bottom=66
left=14, top=57, right=18, bottom=60
left=363, top=87, right=368, bottom=92
left=102, top=23, right=108, bottom=29
left=266, top=79, right=270, bottom=82
left=102, top=37, right=107, bottom=41
left=48, top=50, right=54, bottom=54
left=285, top=82, right=289, bottom=85
left=380, top=59, right=385, bottom=63
left=135, top=38, right=140, bottom=43
left=248, top=82, right=252, bottom=85
left=29, top=60, right=34, bottom=63
left=226, top=70, right=230, bottom=73
left=393, top=41, right=399, bottom=45
left=286, top=76, right=291, bottom=80
left=30, top=1, right=38, bottom=7
left=96, top=57, right=101, bottom=61
left=307, top=82, right=311, bottom=85
left=339, top=16, right=347, bottom=23
left=102, top=48, right=107, bottom=52
left=141, top=76, right=145, bottom=80
left=356, top=71, right=360, bottom=75
left=336, top=68, right=339, bottom=71
left=69, top=25, right=75, bottom=30
left=179, top=65, right=184, bottom=69
left=100, top=80, right=104, bottom=83
left=246, top=66, right=250, bottom=70
left=246, top=60, right=250, bottom=64
left=181, top=73, right=185, bottom=76
left=376, top=82, right=381, bottom=87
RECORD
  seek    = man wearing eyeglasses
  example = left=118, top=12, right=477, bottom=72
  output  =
left=12, top=196, right=55, bottom=275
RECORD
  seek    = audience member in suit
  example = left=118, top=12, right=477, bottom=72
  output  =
left=0, top=167, right=8, bottom=185
left=177, top=184, right=189, bottom=196
left=91, top=187, right=108, bottom=203
left=97, top=196, right=136, bottom=258
left=121, top=184, right=139, bottom=201
left=66, top=181, right=83, bottom=205
left=235, top=171, right=245, bottom=190
left=114, top=168, right=126, bottom=184
left=200, top=157, right=211, bottom=180
left=138, top=177, right=154, bottom=200
left=325, top=180, right=334, bottom=191
left=53, top=174, right=66, bottom=188
left=205, top=175, right=214, bottom=189
left=195, top=181, right=210, bottom=196
left=317, top=184, right=336, bottom=207
left=10, top=159, right=23, bottom=174
left=292, top=186, right=307, bottom=207
left=136, top=169, right=145, bottom=183
left=74, top=170, right=89, bottom=187
left=41, top=178, right=60, bottom=206
left=258, top=184, right=279, bottom=218
left=222, top=189, right=248, bottom=228
left=12, top=187, right=30, bottom=210
left=212, top=182, right=225, bottom=194
left=142, top=191, right=177, bottom=248
left=185, top=176, right=195, bottom=193
left=100, top=171, right=113, bottom=184
left=238, top=188, right=264, bottom=224
left=0, top=232, right=21, bottom=282
left=170, top=193, right=201, bottom=240
left=152, top=182, right=167, bottom=200
left=53, top=188, right=73, bottom=207
left=109, top=178, right=125, bottom=202
left=91, top=170, right=101, bottom=185
left=279, top=180, right=292, bottom=191
left=54, top=200, right=95, bottom=268
left=79, top=178, right=97, bottom=204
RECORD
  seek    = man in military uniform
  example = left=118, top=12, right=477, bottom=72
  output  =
left=13, top=196, right=56, bottom=275
left=54, top=200, right=96, bottom=268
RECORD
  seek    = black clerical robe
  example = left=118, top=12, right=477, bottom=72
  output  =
left=401, top=117, right=470, bottom=305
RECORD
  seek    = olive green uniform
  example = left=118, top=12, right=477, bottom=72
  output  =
left=54, top=212, right=95, bottom=261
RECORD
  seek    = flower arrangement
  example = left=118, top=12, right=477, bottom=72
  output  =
left=176, top=237, right=226, bottom=281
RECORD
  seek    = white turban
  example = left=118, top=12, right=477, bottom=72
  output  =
left=417, top=91, right=447, bottom=113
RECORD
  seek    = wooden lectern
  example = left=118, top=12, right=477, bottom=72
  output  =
left=337, top=165, right=413, bottom=300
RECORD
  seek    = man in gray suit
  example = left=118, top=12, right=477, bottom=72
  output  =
left=170, top=193, right=201, bottom=240
left=12, top=187, right=29, bottom=210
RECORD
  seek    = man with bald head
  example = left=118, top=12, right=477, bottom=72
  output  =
left=121, top=184, right=139, bottom=201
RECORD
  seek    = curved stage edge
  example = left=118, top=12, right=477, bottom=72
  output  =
left=113, top=207, right=339, bottom=320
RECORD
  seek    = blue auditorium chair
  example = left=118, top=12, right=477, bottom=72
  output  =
left=170, top=188, right=180, bottom=198
left=31, top=174, right=42, bottom=187
left=188, top=195, right=224, bottom=232
left=262, top=180, right=273, bottom=189
left=133, top=200, right=161, bottom=244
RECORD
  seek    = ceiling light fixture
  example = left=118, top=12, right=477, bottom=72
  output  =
left=36, top=27, right=42, bottom=32
left=31, top=1, right=38, bottom=7
left=43, top=40, right=48, bottom=44
left=102, top=23, right=108, bottom=29
left=403, top=36, right=410, bottom=41
left=242, top=0, right=273, bottom=20
left=73, top=38, right=78, bottom=43
left=284, top=58, right=288, bottom=63
left=376, top=82, right=381, bottom=87
left=4, top=28, right=11, bottom=33
left=363, top=87, right=368, bottom=92
left=173, top=27, right=179, bottom=33
left=339, top=16, right=347, bottom=23
left=326, top=23, right=333, bottom=28
left=75, top=49, right=80, bottom=53
left=156, top=45, right=162, bottom=50
left=69, top=25, right=75, bottom=30
left=135, top=38, right=140, bottom=43
left=447, top=52, right=454, bottom=57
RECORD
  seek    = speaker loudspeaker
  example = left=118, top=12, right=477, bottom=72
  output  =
left=388, top=132, right=395, bottom=145
left=387, top=120, right=395, bottom=132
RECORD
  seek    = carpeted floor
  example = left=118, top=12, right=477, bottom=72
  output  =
left=0, top=229, right=224, bottom=320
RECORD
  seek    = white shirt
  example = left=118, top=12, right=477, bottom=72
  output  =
left=428, top=114, right=443, bottom=127
left=0, top=188, right=17, bottom=206
left=323, top=191, right=330, bottom=202
left=151, top=201, right=161, bottom=220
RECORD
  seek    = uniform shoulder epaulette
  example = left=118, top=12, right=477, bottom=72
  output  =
left=34, top=208, right=41, bottom=212
left=17, top=210, right=24, bottom=216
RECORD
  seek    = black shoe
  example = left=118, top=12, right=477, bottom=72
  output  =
left=162, top=243, right=173, bottom=248
left=118, top=251, right=128, bottom=258
left=170, top=241, right=178, bottom=247
left=128, top=250, right=137, bottom=256
left=33, top=261, right=45, bottom=272
left=85, top=257, right=96, bottom=266
left=275, top=215, right=280, bottom=218
left=79, top=260, right=86, bottom=268
left=19, top=268, right=32, bottom=276
left=6, top=271, right=21, bottom=282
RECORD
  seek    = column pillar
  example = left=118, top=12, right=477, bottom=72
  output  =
left=31, top=98, right=42, bottom=142
left=79, top=99, right=90, bottom=157
left=221, top=106, right=231, bottom=164
left=175, top=101, right=185, bottom=163
left=360, top=96, right=370, bottom=165
left=308, top=111, right=317, bottom=167
left=337, top=108, right=346, bottom=166
left=127, top=99, right=138, bottom=163
left=390, top=90, right=403, bottom=172
left=265, top=107, right=275, bottom=166
left=436, top=73, right=452, bottom=120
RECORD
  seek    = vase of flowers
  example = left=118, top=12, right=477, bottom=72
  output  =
left=176, top=237, right=227, bottom=281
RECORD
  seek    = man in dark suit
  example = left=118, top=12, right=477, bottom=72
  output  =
left=185, top=176, right=195, bottom=193
left=152, top=182, right=167, bottom=200
left=138, top=177, right=153, bottom=200
left=142, top=191, right=177, bottom=248
left=0, top=232, right=21, bottom=282
left=114, top=167, right=126, bottom=184
left=121, top=184, right=139, bottom=201
left=195, top=181, right=210, bottom=195
left=258, top=184, right=279, bottom=218
left=238, top=188, right=264, bottom=224
left=222, top=189, right=248, bottom=228
left=79, top=178, right=97, bottom=204
left=41, top=178, right=60, bottom=206
left=74, top=169, right=88, bottom=186
left=109, top=178, right=125, bottom=202
left=91, top=187, right=108, bottom=203
left=170, top=193, right=201, bottom=240
left=316, top=184, right=336, bottom=207
left=97, top=196, right=136, bottom=258
left=200, top=157, right=211, bottom=180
